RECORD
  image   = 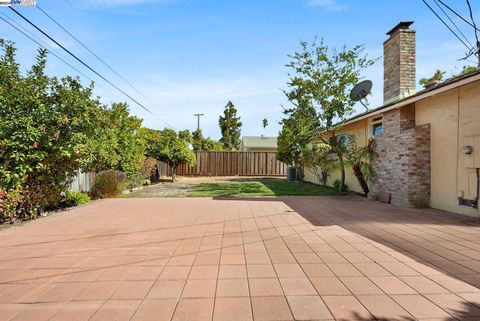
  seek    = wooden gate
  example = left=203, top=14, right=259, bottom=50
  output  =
left=169, top=151, right=286, bottom=176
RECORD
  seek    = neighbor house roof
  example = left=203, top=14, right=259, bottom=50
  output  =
left=242, top=136, right=278, bottom=149
left=342, top=69, right=480, bottom=126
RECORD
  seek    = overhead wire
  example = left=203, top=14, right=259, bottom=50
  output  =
left=36, top=5, right=151, bottom=102
left=0, top=11, right=111, bottom=93
left=436, top=0, right=480, bottom=32
left=421, top=0, right=474, bottom=54
left=433, top=0, right=474, bottom=49
left=8, top=6, right=159, bottom=117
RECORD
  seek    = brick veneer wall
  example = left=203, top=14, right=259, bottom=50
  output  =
left=371, top=105, right=431, bottom=207
left=384, top=28, right=416, bottom=103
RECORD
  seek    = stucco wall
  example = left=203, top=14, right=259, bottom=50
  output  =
left=415, top=82, right=480, bottom=217
left=304, top=120, right=369, bottom=194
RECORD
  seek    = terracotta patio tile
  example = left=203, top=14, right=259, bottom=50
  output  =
left=340, top=276, right=383, bottom=295
left=279, top=278, right=317, bottom=295
left=425, top=293, right=480, bottom=318
left=326, top=262, right=363, bottom=277
left=130, top=299, right=177, bottom=321
left=246, top=264, right=276, bottom=278
left=97, top=267, right=136, bottom=281
left=158, top=266, right=191, bottom=280
left=216, top=278, right=249, bottom=297
left=352, top=262, right=392, bottom=276
left=248, top=278, right=284, bottom=296
left=251, top=296, right=294, bottom=321
left=169, top=254, right=196, bottom=266
left=458, top=292, right=480, bottom=307
left=0, top=304, right=24, bottom=321
left=188, top=265, right=218, bottom=279
left=392, top=294, right=451, bottom=319
left=293, top=252, right=322, bottom=263
left=147, top=280, right=185, bottom=299
left=322, top=295, right=373, bottom=320
left=245, top=253, right=271, bottom=264
left=74, top=281, right=121, bottom=301
left=181, top=279, right=217, bottom=298
left=268, top=252, right=296, bottom=264
left=128, top=266, right=163, bottom=281
left=10, top=302, right=61, bottom=321
left=399, top=276, right=450, bottom=294
left=310, top=277, right=351, bottom=295
left=89, top=300, right=141, bottom=321
left=301, top=263, right=335, bottom=277
left=110, top=280, right=153, bottom=300
left=286, top=295, right=333, bottom=320
left=357, top=295, right=414, bottom=320
left=369, top=276, right=417, bottom=294
left=194, top=253, right=220, bottom=266
left=49, top=300, right=103, bottom=321
left=218, top=265, right=247, bottom=279
left=172, top=298, right=214, bottom=321
left=379, top=262, right=420, bottom=276
left=428, top=275, right=480, bottom=293
left=40, top=282, right=90, bottom=302
left=274, top=264, right=305, bottom=277
left=213, top=297, right=253, bottom=321
left=220, top=253, right=245, bottom=265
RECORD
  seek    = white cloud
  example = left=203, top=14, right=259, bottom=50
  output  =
left=305, top=0, right=346, bottom=11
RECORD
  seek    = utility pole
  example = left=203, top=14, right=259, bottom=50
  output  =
left=194, top=113, right=204, bottom=131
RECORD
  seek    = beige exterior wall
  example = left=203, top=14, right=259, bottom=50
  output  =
left=304, top=120, right=369, bottom=194
left=305, top=80, right=480, bottom=217
left=415, top=81, right=480, bottom=217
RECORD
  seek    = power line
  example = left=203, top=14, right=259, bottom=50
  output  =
left=8, top=6, right=156, bottom=117
left=466, top=0, right=480, bottom=67
left=0, top=12, right=110, bottom=93
left=436, top=0, right=480, bottom=31
left=421, top=0, right=474, bottom=53
left=36, top=5, right=151, bottom=102
left=433, top=0, right=474, bottom=49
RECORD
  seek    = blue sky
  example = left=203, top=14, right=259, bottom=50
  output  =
left=1, top=0, right=478, bottom=139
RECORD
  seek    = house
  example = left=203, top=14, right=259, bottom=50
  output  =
left=304, top=21, right=480, bottom=217
left=241, top=136, right=278, bottom=152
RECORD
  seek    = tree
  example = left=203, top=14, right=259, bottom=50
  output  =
left=105, top=103, right=145, bottom=176
left=0, top=40, right=106, bottom=210
left=303, top=142, right=335, bottom=186
left=342, top=135, right=378, bottom=197
left=285, top=39, right=376, bottom=191
left=219, top=101, right=242, bottom=150
left=277, top=99, right=321, bottom=178
left=419, top=69, right=445, bottom=88
left=142, top=128, right=196, bottom=182
left=191, top=129, right=223, bottom=152
left=262, top=118, right=268, bottom=133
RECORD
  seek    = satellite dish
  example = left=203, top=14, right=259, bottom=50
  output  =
left=350, top=80, right=372, bottom=111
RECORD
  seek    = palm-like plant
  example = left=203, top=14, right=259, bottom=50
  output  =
left=342, top=135, right=378, bottom=197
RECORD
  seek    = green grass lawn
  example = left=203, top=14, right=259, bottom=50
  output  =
left=187, top=180, right=344, bottom=197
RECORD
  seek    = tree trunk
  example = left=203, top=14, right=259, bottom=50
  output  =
left=337, top=152, right=346, bottom=192
left=352, top=163, right=369, bottom=197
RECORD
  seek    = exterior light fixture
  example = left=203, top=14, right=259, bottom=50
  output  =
left=461, top=145, right=473, bottom=155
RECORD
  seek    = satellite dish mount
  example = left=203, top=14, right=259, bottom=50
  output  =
left=350, top=80, right=373, bottom=111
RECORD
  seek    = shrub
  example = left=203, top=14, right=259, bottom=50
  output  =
left=142, top=157, right=157, bottom=180
left=0, top=187, right=40, bottom=224
left=333, top=179, right=348, bottom=192
left=127, top=172, right=144, bottom=189
left=65, top=191, right=90, bottom=207
left=91, top=170, right=127, bottom=198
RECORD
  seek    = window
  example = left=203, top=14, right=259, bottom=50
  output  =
left=370, top=116, right=384, bottom=137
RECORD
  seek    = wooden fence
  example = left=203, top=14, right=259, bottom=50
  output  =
left=69, top=170, right=96, bottom=192
left=167, top=151, right=287, bottom=177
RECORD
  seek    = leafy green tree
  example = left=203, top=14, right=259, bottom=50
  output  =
left=285, top=39, right=375, bottom=191
left=219, top=101, right=242, bottom=150
left=0, top=40, right=105, bottom=209
left=303, top=142, right=334, bottom=186
left=142, top=128, right=196, bottom=182
left=419, top=69, right=445, bottom=88
left=192, top=129, right=223, bottom=152
left=262, top=118, right=268, bottom=132
left=277, top=99, right=321, bottom=178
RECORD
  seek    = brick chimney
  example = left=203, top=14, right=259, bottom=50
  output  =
left=383, top=21, right=416, bottom=104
